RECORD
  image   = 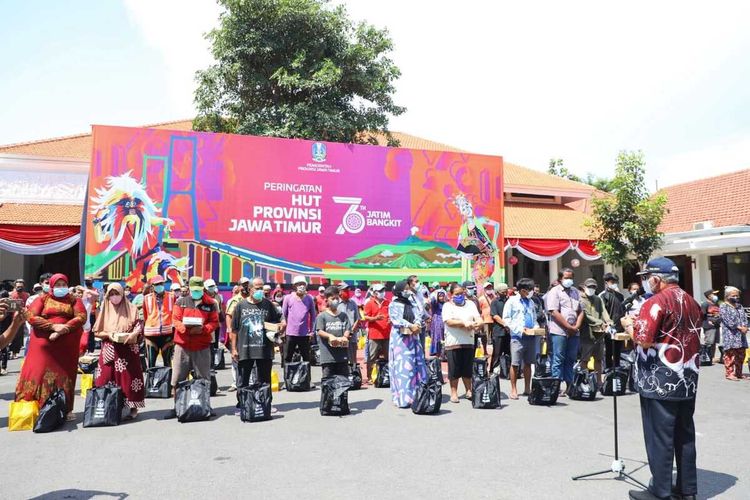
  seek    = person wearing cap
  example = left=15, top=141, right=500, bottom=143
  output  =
left=579, top=278, right=611, bottom=385
left=718, top=286, right=748, bottom=381
left=337, top=282, right=361, bottom=366
left=502, top=278, right=539, bottom=399
left=204, top=279, right=226, bottom=365
left=699, top=289, right=721, bottom=362
left=7, top=279, right=29, bottom=358
left=169, top=276, right=220, bottom=407
left=488, top=283, right=510, bottom=373
left=598, top=272, right=626, bottom=369
left=281, top=276, right=316, bottom=363
left=315, top=286, right=327, bottom=314
left=142, top=275, right=177, bottom=369
left=623, top=257, right=702, bottom=500
left=546, top=267, right=584, bottom=395
left=225, top=278, right=251, bottom=392
left=363, top=283, right=390, bottom=384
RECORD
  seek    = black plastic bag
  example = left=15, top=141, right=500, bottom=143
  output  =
left=619, top=351, right=637, bottom=393
left=472, top=374, right=502, bottom=409
left=412, top=380, right=442, bottom=414
left=472, top=356, right=488, bottom=380
left=310, top=344, right=321, bottom=366
left=349, top=363, right=363, bottom=390
left=493, top=353, right=510, bottom=380
left=83, top=383, right=124, bottom=427
left=212, top=347, right=226, bottom=370
left=535, top=353, right=552, bottom=378
left=78, top=356, right=98, bottom=374
left=175, top=379, right=212, bottom=423
left=699, top=345, right=712, bottom=366
left=601, top=367, right=629, bottom=396
left=33, top=388, right=67, bottom=433
left=528, top=376, right=560, bottom=406
left=285, top=361, right=312, bottom=392
left=375, top=359, right=390, bottom=388
left=427, top=357, right=444, bottom=385
left=569, top=366, right=598, bottom=401
left=239, top=383, right=272, bottom=422
left=210, top=370, right=218, bottom=397
left=145, top=366, right=172, bottom=399
left=320, top=375, right=351, bottom=416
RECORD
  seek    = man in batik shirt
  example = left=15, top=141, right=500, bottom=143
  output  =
left=625, top=257, right=701, bottom=500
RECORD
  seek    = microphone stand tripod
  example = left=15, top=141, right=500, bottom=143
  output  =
left=571, top=331, right=647, bottom=489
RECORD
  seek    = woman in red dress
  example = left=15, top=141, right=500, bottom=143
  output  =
left=15, top=273, right=86, bottom=418
left=93, top=283, right=145, bottom=419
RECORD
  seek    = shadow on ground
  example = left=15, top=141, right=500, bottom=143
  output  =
left=29, top=489, right=128, bottom=500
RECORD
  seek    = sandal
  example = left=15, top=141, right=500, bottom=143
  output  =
left=65, top=413, right=77, bottom=422
left=510, top=394, right=519, bottom=400
left=450, top=396, right=460, bottom=404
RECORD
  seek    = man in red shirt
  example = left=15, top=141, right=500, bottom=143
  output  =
left=168, top=276, right=219, bottom=410
left=626, top=257, right=701, bottom=500
left=363, top=283, right=390, bottom=384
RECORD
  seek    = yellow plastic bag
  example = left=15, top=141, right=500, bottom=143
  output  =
left=80, top=373, right=94, bottom=398
left=358, top=335, right=366, bottom=350
left=587, top=357, right=595, bottom=371
left=271, top=369, right=280, bottom=392
left=425, top=336, right=432, bottom=355
left=8, top=400, right=39, bottom=432
left=474, top=346, right=484, bottom=358
left=371, top=363, right=379, bottom=382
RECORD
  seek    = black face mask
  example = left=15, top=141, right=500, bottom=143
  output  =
left=728, top=296, right=740, bottom=303
left=15, top=286, right=23, bottom=292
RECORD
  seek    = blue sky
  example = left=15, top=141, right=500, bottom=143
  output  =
left=2, top=0, right=750, bottom=189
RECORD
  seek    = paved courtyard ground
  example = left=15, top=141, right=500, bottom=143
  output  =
left=1, top=355, right=748, bottom=500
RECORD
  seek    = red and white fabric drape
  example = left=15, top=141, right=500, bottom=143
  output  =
left=504, top=238, right=600, bottom=261
left=0, top=225, right=80, bottom=255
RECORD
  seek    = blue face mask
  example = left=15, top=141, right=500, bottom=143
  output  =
left=43, top=284, right=50, bottom=293
left=252, top=290, right=264, bottom=301
left=562, top=279, right=574, bottom=289
left=453, top=294, right=466, bottom=306
left=53, top=287, right=69, bottom=298
left=190, top=289, right=203, bottom=300
left=154, top=285, right=165, bottom=294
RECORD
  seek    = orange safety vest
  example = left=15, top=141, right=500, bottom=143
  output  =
left=143, top=292, right=175, bottom=336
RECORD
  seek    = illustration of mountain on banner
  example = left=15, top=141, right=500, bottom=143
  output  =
left=327, top=235, right=461, bottom=269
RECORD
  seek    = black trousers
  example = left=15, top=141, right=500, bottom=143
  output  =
left=145, top=335, right=175, bottom=369
left=489, top=333, right=510, bottom=372
left=605, top=338, right=623, bottom=369
left=236, top=358, right=273, bottom=405
left=639, top=396, right=697, bottom=497
left=321, top=362, right=350, bottom=379
left=284, top=336, right=311, bottom=362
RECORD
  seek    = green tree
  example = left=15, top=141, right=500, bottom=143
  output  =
left=585, top=151, right=668, bottom=266
left=548, top=158, right=615, bottom=192
left=193, top=0, right=405, bottom=145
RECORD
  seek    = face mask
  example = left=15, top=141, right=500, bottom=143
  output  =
left=608, top=283, right=619, bottom=292
left=208, top=286, right=217, bottom=294
left=728, top=296, right=739, bottom=304
left=710, top=295, right=718, bottom=303
left=296, top=285, right=306, bottom=294
left=453, top=294, right=466, bottom=306
left=403, top=290, right=414, bottom=298
left=641, top=278, right=652, bottom=295
left=466, top=289, right=475, bottom=297
left=376, top=291, right=385, bottom=300
left=528, top=290, right=535, bottom=298
left=354, top=289, right=362, bottom=297
left=190, top=290, right=203, bottom=300
left=329, top=298, right=340, bottom=308
left=109, top=295, right=123, bottom=305
left=15, top=286, right=23, bottom=292
left=252, top=290, right=264, bottom=301
left=630, top=289, right=638, bottom=295
left=43, top=284, right=50, bottom=293
left=154, top=285, right=165, bottom=294
left=585, top=287, right=596, bottom=297
left=53, top=287, right=69, bottom=298
left=84, top=280, right=93, bottom=287
left=562, top=279, right=574, bottom=289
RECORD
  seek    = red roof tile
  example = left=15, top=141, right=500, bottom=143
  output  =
left=658, top=168, right=750, bottom=233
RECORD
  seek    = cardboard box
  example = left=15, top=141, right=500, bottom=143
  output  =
left=524, top=328, right=547, bottom=336
left=112, top=333, right=130, bottom=343
left=264, top=322, right=281, bottom=333
left=183, top=316, right=204, bottom=327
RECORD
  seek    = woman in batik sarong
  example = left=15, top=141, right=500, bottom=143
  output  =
left=388, top=281, right=428, bottom=408
left=429, top=290, right=447, bottom=359
left=94, top=283, right=145, bottom=419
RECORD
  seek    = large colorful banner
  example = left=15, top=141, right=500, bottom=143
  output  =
left=82, top=125, right=503, bottom=290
